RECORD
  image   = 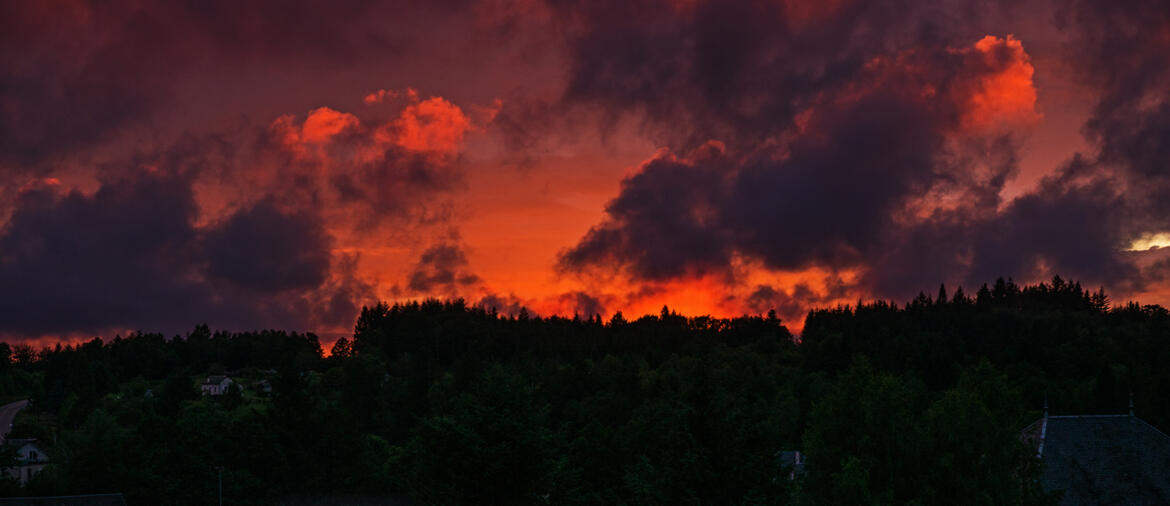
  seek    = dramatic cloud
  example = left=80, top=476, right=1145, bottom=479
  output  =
left=5, top=0, right=1170, bottom=339
left=0, top=79, right=485, bottom=338
left=964, top=35, right=1042, bottom=129
left=0, top=0, right=402, bottom=171
left=407, top=242, right=482, bottom=295
left=0, top=174, right=203, bottom=333
left=560, top=35, right=1044, bottom=286
left=474, top=290, right=616, bottom=320
left=263, top=92, right=473, bottom=226
left=553, top=0, right=1023, bottom=148
left=0, top=172, right=370, bottom=336
left=202, top=200, right=333, bottom=293
left=554, top=0, right=1170, bottom=316
left=745, top=280, right=848, bottom=323
left=1063, top=1, right=1170, bottom=221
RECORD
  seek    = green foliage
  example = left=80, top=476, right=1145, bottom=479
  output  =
left=801, top=360, right=1056, bottom=506
left=392, top=365, right=557, bottom=504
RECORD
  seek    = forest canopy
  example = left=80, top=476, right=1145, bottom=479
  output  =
left=0, top=276, right=1161, bottom=504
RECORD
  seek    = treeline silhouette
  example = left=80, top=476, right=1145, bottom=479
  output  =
left=0, top=277, right=1161, bottom=504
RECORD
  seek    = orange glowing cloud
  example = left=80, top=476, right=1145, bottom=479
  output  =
left=301, top=107, right=360, bottom=143
left=18, top=177, right=62, bottom=192
left=363, top=89, right=399, bottom=105
left=270, top=90, right=474, bottom=169
left=964, top=35, right=1041, bottom=129
left=393, top=96, right=473, bottom=153
left=268, top=107, right=361, bottom=162
left=839, top=35, right=1039, bottom=134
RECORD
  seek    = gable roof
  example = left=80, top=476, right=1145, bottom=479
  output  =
left=1024, top=414, right=1170, bottom=505
left=202, top=375, right=230, bottom=385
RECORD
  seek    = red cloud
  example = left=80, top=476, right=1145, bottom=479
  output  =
left=964, top=35, right=1041, bottom=129
left=392, top=96, right=473, bottom=153
left=272, top=91, right=473, bottom=163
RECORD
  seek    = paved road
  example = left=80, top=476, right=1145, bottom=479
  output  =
left=0, top=399, right=29, bottom=442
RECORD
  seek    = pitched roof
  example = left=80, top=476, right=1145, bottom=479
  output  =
left=203, top=375, right=230, bottom=385
left=1025, top=414, right=1170, bottom=505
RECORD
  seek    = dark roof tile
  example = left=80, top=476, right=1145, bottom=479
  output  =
left=1033, top=415, right=1170, bottom=505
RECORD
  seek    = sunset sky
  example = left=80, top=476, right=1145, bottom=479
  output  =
left=3, top=0, right=1170, bottom=342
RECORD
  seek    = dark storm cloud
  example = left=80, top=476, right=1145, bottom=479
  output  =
left=723, top=89, right=946, bottom=272
left=551, top=0, right=976, bottom=271
left=203, top=200, right=333, bottom=293
left=562, top=80, right=951, bottom=281
left=560, top=143, right=733, bottom=280
left=856, top=0, right=1170, bottom=297
left=0, top=0, right=401, bottom=171
left=0, top=172, right=368, bottom=336
left=477, top=293, right=531, bottom=317
left=861, top=168, right=1136, bottom=298
left=560, top=41, right=1014, bottom=281
left=745, top=279, right=850, bottom=322
left=967, top=177, right=1134, bottom=287
left=1060, top=0, right=1170, bottom=223
left=553, top=0, right=999, bottom=149
left=0, top=0, right=475, bottom=334
left=0, top=174, right=206, bottom=334
left=326, top=147, right=463, bottom=226
left=407, top=242, right=481, bottom=294
left=556, top=291, right=608, bottom=318
left=472, top=291, right=609, bottom=319
left=0, top=61, right=152, bottom=170
left=558, top=0, right=1170, bottom=307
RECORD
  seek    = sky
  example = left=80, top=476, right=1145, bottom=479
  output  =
left=3, top=0, right=1170, bottom=342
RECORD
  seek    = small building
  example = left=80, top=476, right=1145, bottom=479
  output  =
left=1021, top=399, right=1170, bottom=504
left=253, top=379, right=272, bottom=394
left=201, top=375, right=233, bottom=396
left=4, top=438, right=48, bottom=486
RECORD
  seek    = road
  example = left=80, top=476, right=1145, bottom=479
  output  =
left=0, top=399, right=29, bottom=442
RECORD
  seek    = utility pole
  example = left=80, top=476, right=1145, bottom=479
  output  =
left=217, top=465, right=223, bottom=506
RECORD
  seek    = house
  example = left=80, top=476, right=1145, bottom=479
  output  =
left=201, top=375, right=233, bottom=396
left=1021, top=399, right=1170, bottom=504
left=253, top=379, right=272, bottom=394
left=4, top=438, right=48, bottom=486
